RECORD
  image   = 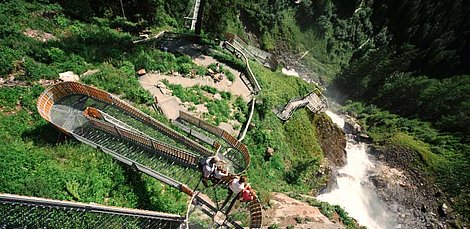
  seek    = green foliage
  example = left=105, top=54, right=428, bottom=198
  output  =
left=225, top=70, right=235, bottom=82
left=202, top=0, right=238, bottom=38
left=81, top=63, right=153, bottom=105
left=130, top=48, right=204, bottom=76
left=209, top=50, right=246, bottom=71
left=163, top=82, right=236, bottom=125
left=244, top=61, right=325, bottom=195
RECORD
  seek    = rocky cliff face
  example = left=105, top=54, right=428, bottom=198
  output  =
left=370, top=145, right=460, bottom=228
left=314, top=114, right=347, bottom=167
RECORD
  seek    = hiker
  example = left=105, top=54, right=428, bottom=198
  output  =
left=219, top=72, right=225, bottom=81
left=202, top=156, right=219, bottom=183
left=199, top=156, right=219, bottom=187
left=241, top=182, right=257, bottom=202
left=213, top=165, right=229, bottom=183
left=221, top=176, right=249, bottom=214
left=215, top=63, right=221, bottom=73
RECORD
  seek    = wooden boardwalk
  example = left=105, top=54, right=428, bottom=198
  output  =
left=276, top=91, right=328, bottom=121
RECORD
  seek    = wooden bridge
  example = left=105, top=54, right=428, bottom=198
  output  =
left=34, top=82, right=262, bottom=228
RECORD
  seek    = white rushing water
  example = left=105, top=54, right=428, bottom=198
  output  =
left=318, top=111, right=394, bottom=229
left=281, top=67, right=300, bottom=77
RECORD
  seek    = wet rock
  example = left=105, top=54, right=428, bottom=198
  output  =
left=314, top=114, right=347, bottom=167
left=344, top=116, right=362, bottom=135
left=438, top=203, right=448, bottom=218
left=370, top=145, right=457, bottom=228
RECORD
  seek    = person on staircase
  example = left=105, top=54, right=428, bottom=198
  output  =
left=213, top=165, right=229, bottom=184
left=198, top=156, right=228, bottom=187
left=199, top=156, right=220, bottom=187
left=220, top=176, right=256, bottom=214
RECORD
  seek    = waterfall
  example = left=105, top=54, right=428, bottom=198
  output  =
left=317, top=111, right=395, bottom=229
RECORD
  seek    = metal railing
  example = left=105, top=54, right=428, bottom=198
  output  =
left=223, top=42, right=261, bottom=93
left=178, top=110, right=251, bottom=174
left=0, top=193, right=184, bottom=229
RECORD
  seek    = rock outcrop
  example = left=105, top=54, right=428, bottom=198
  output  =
left=314, top=114, right=347, bottom=167
left=370, top=145, right=459, bottom=228
left=264, top=193, right=344, bottom=229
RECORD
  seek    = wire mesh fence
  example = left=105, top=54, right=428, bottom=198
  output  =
left=0, top=194, right=184, bottom=229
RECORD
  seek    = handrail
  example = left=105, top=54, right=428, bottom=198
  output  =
left=224, top=41, right=261, bottom=93
left=0, top=193, right=184, bottom=221
left=84, top=113, right=199, bottom=168
left=238, top=98, right=256, bottom=141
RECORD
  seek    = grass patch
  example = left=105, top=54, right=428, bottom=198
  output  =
left=243, top=61, right=326, bottom=199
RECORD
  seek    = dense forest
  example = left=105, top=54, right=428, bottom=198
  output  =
left=0, top=0, right=468, bottom=226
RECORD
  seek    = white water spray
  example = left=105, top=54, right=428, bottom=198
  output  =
left=318, top=111, right=395, bottom=229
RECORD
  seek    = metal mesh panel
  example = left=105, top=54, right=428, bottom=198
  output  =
left=0, top=195, right=183, bottom=229
left=178, top=111, right=250, bottom=174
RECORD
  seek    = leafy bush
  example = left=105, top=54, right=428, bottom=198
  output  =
left=195, top=65, right=207, bottom=76
left=81, top=63, right=152, bottom=105
left=178, top=63, right=193, bottom=75
left=206, top=99, right=230, bottom=125
left=225, top=70, right=235, bottom=82
left=201, top=85, right=217, bottom=94
left=23, top=57, right=59, bottom=81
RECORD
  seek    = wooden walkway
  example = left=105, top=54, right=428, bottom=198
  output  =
left=276, top=91, right=328, bottom=121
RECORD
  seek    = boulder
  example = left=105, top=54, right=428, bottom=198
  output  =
left=137, top=69, right=147, bottom=75
left=59, top=71, right=80, bottom=82
left=213, top=93, right=222, bottom=100
left=344, top=116, right=362, bottom=135
left=265, top=147, right=275, bottom=160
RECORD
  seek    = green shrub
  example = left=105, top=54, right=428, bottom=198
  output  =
left=125, top=87, right=153, bottom=105
left=178, top=63, right=193, bottom=75
left=196, top=65, right=207, bottom=76
left=23, top=57, right=58, bottom=81
left=201, top=85, right=217, bottom=94
left=206, top=100, right=230, bottom=125
left=225, top=70, right=235, bottom=82
left=0, top=46, right=21, bottom=76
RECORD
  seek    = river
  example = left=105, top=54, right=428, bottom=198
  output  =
left=317, top=110, right=396, bottom=229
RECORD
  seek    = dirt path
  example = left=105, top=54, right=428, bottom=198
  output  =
left=138, top=52, right=250, bottom=136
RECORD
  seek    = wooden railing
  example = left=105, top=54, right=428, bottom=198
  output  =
left=37, top=82, right=213, bottom=157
